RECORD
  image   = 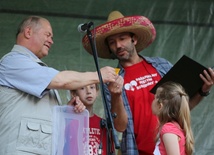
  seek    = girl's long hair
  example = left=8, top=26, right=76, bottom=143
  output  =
left=156, top=81, right=194, bottom=155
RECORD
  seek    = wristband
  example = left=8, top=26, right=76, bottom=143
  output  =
left=198, top=88, right=210, bottom=97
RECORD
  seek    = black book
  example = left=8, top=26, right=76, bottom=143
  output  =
left=150, top=55, right=208, bottom=98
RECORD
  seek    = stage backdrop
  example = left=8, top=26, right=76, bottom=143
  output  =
left=0, top=0, right=214, bottom=154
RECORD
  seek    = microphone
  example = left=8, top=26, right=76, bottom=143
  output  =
left=77, top=22, right=94, bottom=33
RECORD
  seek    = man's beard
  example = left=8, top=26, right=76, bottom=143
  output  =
left=116, top=48, right=134, bottom=61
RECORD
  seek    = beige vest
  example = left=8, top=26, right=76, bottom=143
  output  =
left=0, top=86, right=59, bottom=155
left=0, top=50, right=61, bottom=155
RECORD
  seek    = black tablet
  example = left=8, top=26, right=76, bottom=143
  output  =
left=150, top=55, right=208, bottom=98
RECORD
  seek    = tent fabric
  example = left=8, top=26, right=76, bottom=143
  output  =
left=0, top=0, right=214, bottom=154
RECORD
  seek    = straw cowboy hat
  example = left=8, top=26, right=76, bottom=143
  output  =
left=82, top=11, right=156, bottom=59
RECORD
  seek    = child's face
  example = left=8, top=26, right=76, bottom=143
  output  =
left=151, top=88, right=162, bottom=115
left=74, top=84, right=98, bottom=107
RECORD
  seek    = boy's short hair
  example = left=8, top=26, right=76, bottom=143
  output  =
left=68, top=83, right=99, bottom=100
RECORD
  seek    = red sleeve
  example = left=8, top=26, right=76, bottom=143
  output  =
left=160, top=122, right=183, bottom=138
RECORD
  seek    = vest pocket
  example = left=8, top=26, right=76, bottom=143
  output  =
left=16, top=117, right=52, bottom=155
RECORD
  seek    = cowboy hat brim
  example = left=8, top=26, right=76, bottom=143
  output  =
left=82, top=15, right=156, bottom=59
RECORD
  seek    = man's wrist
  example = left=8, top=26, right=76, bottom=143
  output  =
left=198, top=88, right=210, bottom=97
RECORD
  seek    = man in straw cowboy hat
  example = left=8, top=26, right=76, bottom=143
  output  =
left=81, top=11, right=214, bottom=155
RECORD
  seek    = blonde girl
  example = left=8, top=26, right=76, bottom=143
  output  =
left=152, top=81, right=194, bottom=155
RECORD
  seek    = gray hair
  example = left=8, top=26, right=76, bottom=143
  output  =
left=16, top=16, right=45, bottom=38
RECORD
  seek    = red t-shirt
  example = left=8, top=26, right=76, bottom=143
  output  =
left=89, top=114, right=108, bottom=155
left=124, top=60, right=161, bottom=155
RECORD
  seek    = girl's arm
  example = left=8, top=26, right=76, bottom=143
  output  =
left=162, top=133, right=180, bottom=155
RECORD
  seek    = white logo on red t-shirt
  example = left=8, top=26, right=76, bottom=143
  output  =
left=124, top=73, right=158, bottom=91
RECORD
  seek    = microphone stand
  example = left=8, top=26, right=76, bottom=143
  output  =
left=85, top=23, right=120, bottom=155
